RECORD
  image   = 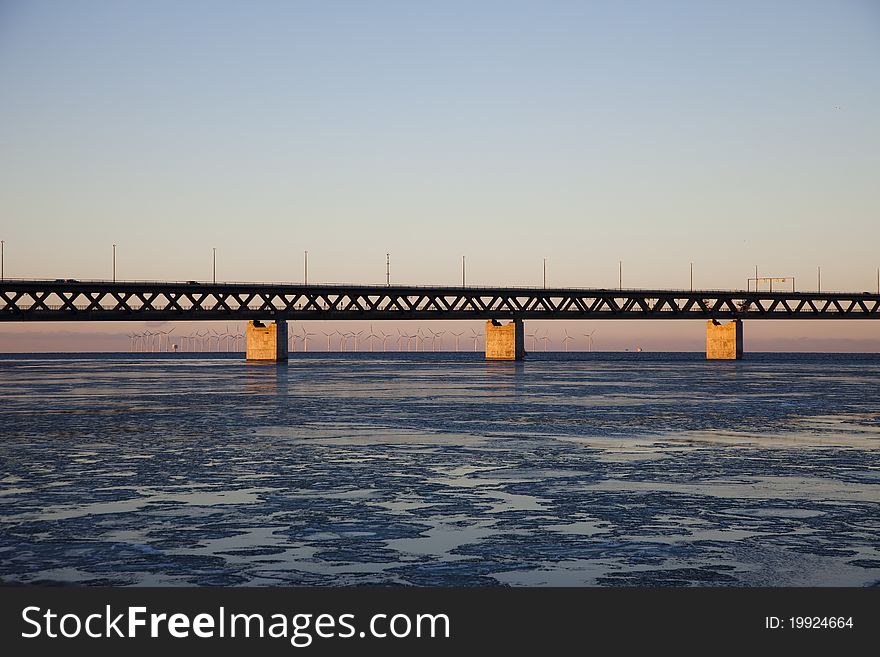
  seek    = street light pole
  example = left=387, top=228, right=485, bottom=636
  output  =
left=113, top=244, right=116, bottom=282
left=304, top=250, right=308, bottom=285
left=462, top=255, right=466, bottom=287
left=386, top=253, right=390, bottom=286
left=1, top=240, right=4, bottom=281
left=690, top=262, right=693, bottom=291
left=212, top=247, right=216, bottom=284
left=818, top=266, right=821, bottom=293
left=543, top=258, right=546, bottom=289
left=619, top=261, right=622, bottom=290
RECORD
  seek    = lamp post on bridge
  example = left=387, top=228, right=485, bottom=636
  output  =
left=690, top=262, right=693, bottom=291
left=212, top=247, right=216, bottom=284
left=462, top=255, right=466, bottom=287
left=304, top=250, right=308, bottom=285
left=1, top=240, right=4, bottom=281
left=112, top=244, right=116, bottom=283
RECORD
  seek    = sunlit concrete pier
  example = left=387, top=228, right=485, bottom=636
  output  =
left=485, top=319, right=525, bottom=361
left=706, top=320, right=743, bottom=360
left=245, top=320, right=288, bottom=362
left=2, top=280, right=878, bottom=361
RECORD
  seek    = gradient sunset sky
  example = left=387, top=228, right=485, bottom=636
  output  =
left=1, top=1, right=878, bottom=351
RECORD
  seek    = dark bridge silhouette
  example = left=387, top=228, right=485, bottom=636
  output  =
left=2, top=279, right=878, bottom=322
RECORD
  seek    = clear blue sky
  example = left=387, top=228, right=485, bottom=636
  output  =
left=1, top=0, right=878, bottom=350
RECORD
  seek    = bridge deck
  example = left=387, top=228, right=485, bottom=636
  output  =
left=1, top=280, right=878, bottom=321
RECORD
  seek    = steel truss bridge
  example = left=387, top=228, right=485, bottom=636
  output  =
left=1, top=280, right=878, bottom=322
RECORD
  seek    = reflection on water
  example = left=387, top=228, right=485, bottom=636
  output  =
left=0, top=352, right=878, bottom=586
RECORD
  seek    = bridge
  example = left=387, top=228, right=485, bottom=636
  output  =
left=2, top=279, right=878, bottom=360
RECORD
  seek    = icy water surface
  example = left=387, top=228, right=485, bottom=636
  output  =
left=1, top=352, right=878, bottom=586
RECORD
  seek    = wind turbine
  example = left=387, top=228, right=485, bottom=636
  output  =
left=470, top=328, right=482, bottom=352
left=366, top=324, right=379, bottom=352
left=562, top=329, right=573, bottom=352
left=425, top=328, right=437, bottom=352
left=380, top=330, right=392, bottom=352
left=354, top=330, right=364, bottom=351
left=434, top=330, right=445, bottom=352
left=301, top=328, right=316, bottom=352
left=541, top=329, right=550, bottom=352
left=410, top=330, right=419, bottom=352
left=582, top=330, right=596, bottom=352
left=526, top=330, right=539, bottom=352
left=450, top=330, right=463, bottom=352
left=321, top=330, right=337, bottom=352
left=143, top=330, right=155, bottom=353
left=397, top=329, right=409, bottom=351
left=397, top=328, right=408, bottom=352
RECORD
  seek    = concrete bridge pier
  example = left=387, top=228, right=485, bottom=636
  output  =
left=246, top=320, right=289, bottom=361
left=706, top=319, right=742, bottom=360
left=485, top=319, right=525, bottom=361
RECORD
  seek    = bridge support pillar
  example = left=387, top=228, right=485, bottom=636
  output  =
left=485, top=319, right=524, bottom=361
left=246, top=320, right=288, bottom=361
left=706, top=319, right=742, bottom=360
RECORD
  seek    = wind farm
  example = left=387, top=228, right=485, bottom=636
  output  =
left=117, top=322, right=609, bottom=354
